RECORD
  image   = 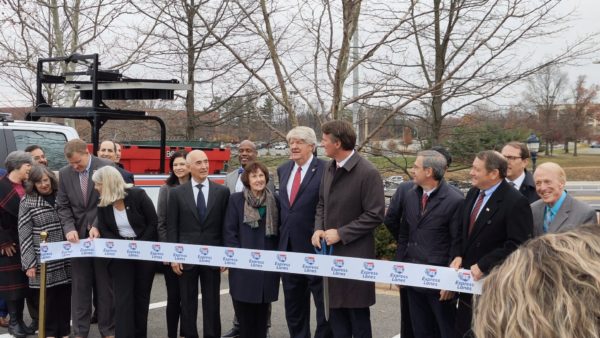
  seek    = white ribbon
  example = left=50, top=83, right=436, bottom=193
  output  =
left=40, top=239, right=481, bottom=294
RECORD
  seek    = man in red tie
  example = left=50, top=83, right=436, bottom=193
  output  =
left=454, top=150, right=533, bottom=337
left=277, top=126, right=332, bottom=338
left=398, top=150, right=464, bottom=338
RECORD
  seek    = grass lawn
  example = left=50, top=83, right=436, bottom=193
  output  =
left=228, top=151, right=600, bottom=181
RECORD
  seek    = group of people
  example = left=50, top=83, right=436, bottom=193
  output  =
left=1, top=121, right=598, bottom=338
left=384, top=141, right=598, bottom=338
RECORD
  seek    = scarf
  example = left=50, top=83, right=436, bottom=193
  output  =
left=243, top=187, right=279, bottom=237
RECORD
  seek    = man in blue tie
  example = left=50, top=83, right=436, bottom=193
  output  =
left=530, top=162, right=597, bottom=236
left=167, top=150, right=230, bottom=338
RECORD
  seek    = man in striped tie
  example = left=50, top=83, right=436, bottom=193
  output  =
left=453, top=150, right=533, bottom=338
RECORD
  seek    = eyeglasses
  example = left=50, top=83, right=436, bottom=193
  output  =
left=503, top=155, right=523, bottom=161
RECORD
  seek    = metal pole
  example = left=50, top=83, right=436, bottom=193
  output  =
left=38, top=231, right=48, bottom=338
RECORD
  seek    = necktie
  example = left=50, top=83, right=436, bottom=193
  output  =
left=468, top=191, right=486, bottom=236
left=543, top=207, right=553, bottom=233
left=509, top=181, right=517, bottom=189
left=421, top=193, right=428, bottom=212
left=289, top=167, right=302, bottom=205
left=238, top=167, right=244, bottom=174
left=79, top=170, right=88, bottom=205
left=196, top=184, right=207, bottom=222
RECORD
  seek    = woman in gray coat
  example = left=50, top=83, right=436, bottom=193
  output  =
left=18, top=165, right=71, bottom=338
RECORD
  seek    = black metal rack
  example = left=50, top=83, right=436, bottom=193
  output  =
left=25, top=53, right=186, bottom=173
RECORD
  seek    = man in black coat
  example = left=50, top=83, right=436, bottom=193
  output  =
left=98, top=140, right=134, bottom=184
left=167, top=150, right=230, bottom=338
left=453, top=150, right=533, bottom=337
left=278, top=126, right=332, bottom=338
left=500, top=142, right=538, bottom=203
left=398, top=150, right=463, bottom=338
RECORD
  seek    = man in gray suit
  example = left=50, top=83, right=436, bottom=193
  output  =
left=56, top=139, right=115, bottom=338
left=531, top=162, right=598, bottom=236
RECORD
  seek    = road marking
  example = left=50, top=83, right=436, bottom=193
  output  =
left=148, top=288, right=229, bottom=310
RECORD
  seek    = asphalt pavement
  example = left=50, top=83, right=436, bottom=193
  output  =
left=0, top=271, right=402, bottom=338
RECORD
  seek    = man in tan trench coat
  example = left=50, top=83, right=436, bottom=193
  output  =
left=312, top=120, right=385, bottom=338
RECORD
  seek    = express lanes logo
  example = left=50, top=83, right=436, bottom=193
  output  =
left=390, top=264, right=408, bottom=283
left=422, top=267, right=441, bottom=287
left=80, top=240, right=94, bottom=256
left=455, top=271, right=474, bottom=291
left=103, top=241, right=117, bottom=257
left=249, top=251, right=264, bottom=268
left=275, top=253, right=290, bottom=271
left=61, top=243, right=72, bottom=258
left=331, top=258, right=348, bottom=277
left=302, top=255, right=318, bottom=274
left=173, top=245, right=187, bottom=261
left=197, top=246, right=212, bottom=264
left=150, top=243, right=164, bottom=260
left=126, top=241, right=140, bottom=258
left=223, top=249, right=238, bottom=265
left=361, top=261, right=378, bottom=280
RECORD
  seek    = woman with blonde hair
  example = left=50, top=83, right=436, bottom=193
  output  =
left=92, top=166, right=157, bottom=338
left=473, top=223, right=600, bottom=338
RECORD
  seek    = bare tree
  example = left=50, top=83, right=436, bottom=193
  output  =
left=525, top=65, right=568, bottom=155
left=0, top=1, right=151, bottom=106
left=563, top=75, right=598, bottom=156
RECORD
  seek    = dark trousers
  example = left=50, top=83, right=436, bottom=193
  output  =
left=400, top=287, right=414, bottom=338
left=455, top=294, right=474, bottom=338
left=232, top=300, right=269, bottom=338
left=329, top=307, right=372, bottom=338
left=109, top=259, right=155, bottom=338
left=45, top=283, right=72, bottom=337
left=282, top=273, right=332, bottom=338
left=406, top=288, right=457, bottom=338
left=179, top=265, right=221, bottom=338
left=70, top=257, right=114, bottom=337
left=163, top=263, right=181, bottom=338
left=26, top=287, right=39, bottom=323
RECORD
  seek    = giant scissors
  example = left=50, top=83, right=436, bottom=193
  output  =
left=314, top=238, right=333, bottom=320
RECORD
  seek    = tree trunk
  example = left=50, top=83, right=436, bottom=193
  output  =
left=573, top=141, right=578, bottom=156
left=185, top=3, right=196, bottom=140
left=564, top=139, right=569, bottom=153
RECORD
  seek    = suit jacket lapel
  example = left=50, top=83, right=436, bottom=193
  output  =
left=550, top=195, right=572, bottom=232
left=279, top=162, right=292, bottom=206
left=183, top=182, right=201, bottom=223
left=205, top=180, right=218, bottom=219
left=469, top=183, right=505, bottom=240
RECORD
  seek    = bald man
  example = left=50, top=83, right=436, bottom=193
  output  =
left=167, top=150, right=230, bottom=338
left=530, top=162, right=597, bottom=236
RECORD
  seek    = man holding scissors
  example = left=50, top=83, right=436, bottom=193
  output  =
left=312, top=120, right=385, bottom=338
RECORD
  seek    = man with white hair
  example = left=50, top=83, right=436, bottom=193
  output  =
left=531, top=162, right=597, bottom=236
left=278, top=126, right=332, bottom=338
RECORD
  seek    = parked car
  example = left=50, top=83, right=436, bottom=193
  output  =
left=591, top=142, right=600, bottom=148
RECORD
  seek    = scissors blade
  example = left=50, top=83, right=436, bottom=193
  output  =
left=323, top=276, right=330, bottom=321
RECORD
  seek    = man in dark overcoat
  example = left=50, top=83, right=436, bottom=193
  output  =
left=312, top=120, right=385, bottom=338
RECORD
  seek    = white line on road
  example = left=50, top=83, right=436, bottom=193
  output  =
left=149, top=288, right=230, bottom=310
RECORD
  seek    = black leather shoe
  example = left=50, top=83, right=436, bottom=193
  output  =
left=222, top=327, right=240, bottom=338
left=26, top=318, right=38, bottom=334
left=8, top=315, right=27, bottom=338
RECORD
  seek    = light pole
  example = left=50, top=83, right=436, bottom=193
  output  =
left=527, top=133, right=540, bottom=171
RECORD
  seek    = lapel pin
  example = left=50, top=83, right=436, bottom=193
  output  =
left=312, top=168, right=315, bottom=172
left=485, top=207, right=490, bottom=212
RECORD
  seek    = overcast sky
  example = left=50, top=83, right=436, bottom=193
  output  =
left=1, top=0, right=599, bottom=109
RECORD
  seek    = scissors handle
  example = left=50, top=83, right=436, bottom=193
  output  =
left=314, top=238, right=333, bottom=255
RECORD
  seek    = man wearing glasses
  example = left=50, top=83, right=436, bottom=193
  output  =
left=500, top=142, right=539, bottom=203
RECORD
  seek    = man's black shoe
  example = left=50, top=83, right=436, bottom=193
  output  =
left=222, top=326, right=240, bottom=338
left=90, top=311, right=98, bottom=324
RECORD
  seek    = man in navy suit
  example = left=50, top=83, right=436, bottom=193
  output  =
left=454, top=150, right=532, bottom=337
left=277, top=126, right=332, bottom=338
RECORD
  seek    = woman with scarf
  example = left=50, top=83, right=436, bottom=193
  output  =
left=0, top=151, right=33, bottom=338
left=18, top=165, right=71, bottom=338
left=223, top=161, right=280, bottom=338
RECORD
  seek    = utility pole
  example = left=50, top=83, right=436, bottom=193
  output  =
left=352, top=26, right=360, bottom=144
